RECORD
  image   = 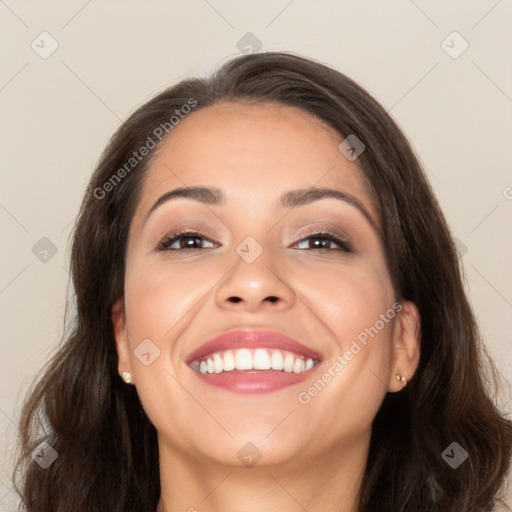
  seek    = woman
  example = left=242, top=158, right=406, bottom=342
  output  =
left=13, top=51, right=511, bottom=511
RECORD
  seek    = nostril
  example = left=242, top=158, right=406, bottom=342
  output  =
left=227, top=296, right=278, bottom=303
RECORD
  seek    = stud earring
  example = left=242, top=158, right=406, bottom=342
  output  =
left=120, top=371, right=134, bottom=385
left=396, top=372, right=407, bottom=387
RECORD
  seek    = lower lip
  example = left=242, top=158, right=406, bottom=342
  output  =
left=190, top=367, right=319, bottom=394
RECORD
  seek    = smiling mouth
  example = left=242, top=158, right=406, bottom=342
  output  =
left=190, top=347, right=320, bottom=374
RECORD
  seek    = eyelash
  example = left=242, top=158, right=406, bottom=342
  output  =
left=157, top=228, right=352, bottom=253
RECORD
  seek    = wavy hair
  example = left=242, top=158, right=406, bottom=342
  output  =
left=13, top=51, right=511, bottom=511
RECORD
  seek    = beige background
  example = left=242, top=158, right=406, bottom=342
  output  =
left=1, top=0, right=511, bottom=509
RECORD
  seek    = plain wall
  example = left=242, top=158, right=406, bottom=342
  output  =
left=1, top=0, right=511, bottom=508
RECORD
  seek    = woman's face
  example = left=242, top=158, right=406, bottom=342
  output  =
left=113, top=101, right=420, bottom=468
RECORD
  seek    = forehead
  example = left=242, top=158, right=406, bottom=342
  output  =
left=133, top=101, right=378, bottom=225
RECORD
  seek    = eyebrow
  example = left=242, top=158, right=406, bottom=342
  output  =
left=143, top=185, right=380, bottom=234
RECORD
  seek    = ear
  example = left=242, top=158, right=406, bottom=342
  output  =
left=388, top=301, right=421, bottom=392
left=111, top=296, right=132, bottom=376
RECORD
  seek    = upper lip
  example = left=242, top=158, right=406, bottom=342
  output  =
left=185, top=328, right=323, bottom=365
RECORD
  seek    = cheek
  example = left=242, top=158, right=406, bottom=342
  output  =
left=293, top=259, right=395, bottom=422
left=123, top=259, right=213, bottom=346
left=122, top=254, right=229, bottom=383
left=121, top=260, right=219, bottom=441
left=297, top=256, right=395, bottom=347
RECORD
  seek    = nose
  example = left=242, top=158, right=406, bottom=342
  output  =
left=214, top=241, right=297, bottom=313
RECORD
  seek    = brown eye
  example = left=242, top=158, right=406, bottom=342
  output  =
left=294, top=231, right=352, bottom=253
left=158, top=230, right=217, bottom=251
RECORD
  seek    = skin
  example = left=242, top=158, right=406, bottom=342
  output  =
left=112, top=102, right=421, bottom=512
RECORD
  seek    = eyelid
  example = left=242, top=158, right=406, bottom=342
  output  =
left=295, top=226, right=350, bottom=243
left=291, top=221, right=353, bottom=243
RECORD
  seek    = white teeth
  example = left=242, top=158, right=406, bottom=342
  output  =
left=224, top=350, right=235, bottom=371
left=283, top=354, right=295, bottom=373
left=270, top=350, right=284, bottom=370
left=195, top=348, right=317, bottom=374
left=293, top=358, right=304, bottom=373
left=253, top=348, right=271, bottom=370
left=213, top=353, right=223, bottom=373
left=235, top=348, right=252, bottom=370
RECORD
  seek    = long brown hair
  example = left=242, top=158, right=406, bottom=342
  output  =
left=13, top=51, right=511, bottom=511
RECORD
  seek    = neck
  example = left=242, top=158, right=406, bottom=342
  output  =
left=155, top=431, right=370, bottom=512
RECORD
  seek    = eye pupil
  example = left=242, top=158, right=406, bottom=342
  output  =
left=311, top=237, right=328, bottom=249
left=183, top=236, right=200, bottom=248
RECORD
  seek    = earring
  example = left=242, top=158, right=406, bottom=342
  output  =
left=396, top=372, right=407, bottom=387
left=120, top=371, right=134, bottom=385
